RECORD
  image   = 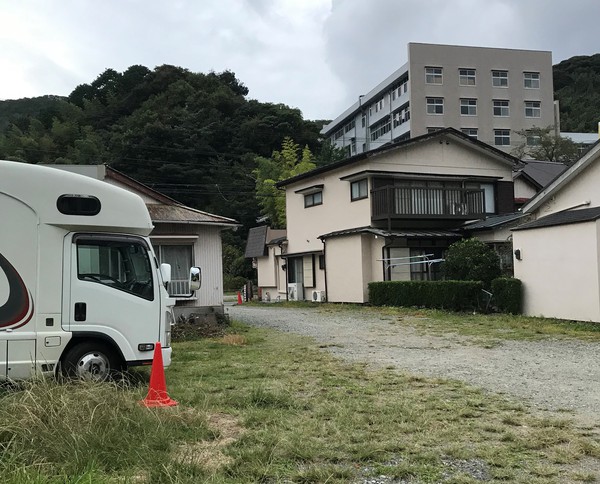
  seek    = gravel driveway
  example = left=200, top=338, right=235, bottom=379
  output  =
left=227, top=304, right=600, bottom=428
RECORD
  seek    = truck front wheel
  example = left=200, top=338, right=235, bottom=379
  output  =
left=61, top=342, right=122, bottom=381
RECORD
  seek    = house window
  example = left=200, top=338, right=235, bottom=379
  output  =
left=525, top=101, right=541, bottom=118
left=409, top=248, right=445, bottom=281
left=524, top=72, right=540, bottom=88
left=460, top=98, right=477, bottom=116
left=425, top=67, right=443, bottom=84
left=426, top=97, right=444, bottom=115
left=351, top=179, right=368, bottom=201
left=494, top=129, right=511, bottom=146
left=526, top=132, right=541, bottom=146
left=493, top=100, right=510, bottom=117
left=318, top=254, right=326, bottom=270
left=155, top=244, right=193, bottom=297
left=304, top=191, right=322, bottom=208
left=459, top=68, right=476, bottom=86
left=461, top=128, right=478, bottom=139
left=492, top=70, right=509, bottom=87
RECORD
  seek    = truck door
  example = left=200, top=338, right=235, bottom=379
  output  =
left=65, top=234, right=162, bottom=364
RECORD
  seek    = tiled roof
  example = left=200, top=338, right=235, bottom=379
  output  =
left=462, top=212, right=525, bottom=231
left=319, top=226, right=461, bottom=240
left=513, top=206, right=600, bottom=231
left=146, top=203, right=238, bottom=226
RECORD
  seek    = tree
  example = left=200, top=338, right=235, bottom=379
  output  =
left=254, top=137, right=316, bottom=228
left=441, top=238, right=501, bottom=289
left=512, top=126, right=580, bottom=164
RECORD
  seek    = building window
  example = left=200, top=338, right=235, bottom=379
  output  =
left=492, top=70, right=509, bottom=87
left=493, top=100, right=510, bottom=117
left=460, top=98, right=477, bottom=116
left=526, top=134, right=541, bottom=146
left=525, top=101, right=541, bottom=118
left=304, top=191, right=322, bottom=208
left=374, top=98, right=385, bottom=113
left=425, top=67, right=443, bottom=84
left=351, top=179, right=368, bottom=201
left=459, top=68, right=476, bottom=86
left=155, top=244, right=194, bottom=297
left=426, top=97, right=444, bottom=115
left=344, top=120, right=355, bottom=133
left=350, top=138, right=356, bottom=155
left=370, top=115, right=391, bottom=141
left=461, top=128, right=478, bottom=139
left=333, top=128, right=344, bottom=140
left=524, top=72, right=540, bottom=88
left=392, top=105, right=410, bottom=127
left=494, top=129, right=511, bottom=146
left=361, top=114, right=366, bottom=127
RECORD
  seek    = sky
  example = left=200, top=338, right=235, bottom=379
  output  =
left=1, top=0, right=599, bottom=121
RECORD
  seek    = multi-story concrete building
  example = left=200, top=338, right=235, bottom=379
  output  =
left=322, top=43, right=556, bottom=156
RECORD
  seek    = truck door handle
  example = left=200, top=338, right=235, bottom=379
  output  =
left=74, top=302, right=87, bottom=322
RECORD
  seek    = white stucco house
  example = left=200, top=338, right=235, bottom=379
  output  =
left=46, top=164, right=239, bottom=318
left=513, top=140, right=600, bottom=322
left=247, top=128, right=521, bottom=303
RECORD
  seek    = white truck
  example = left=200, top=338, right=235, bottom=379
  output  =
left=0, top=160, right=200, bottom=380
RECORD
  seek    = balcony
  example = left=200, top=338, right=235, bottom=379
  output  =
left=371, top=186, right=486, bottom=220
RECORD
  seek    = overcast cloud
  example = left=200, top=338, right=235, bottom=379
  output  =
left=1, top=0, right=598, bottom=120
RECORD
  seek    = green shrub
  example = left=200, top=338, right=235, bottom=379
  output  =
left=224, top=275, right=247, bottom=291
left=441, top=238, right=501, bottom=289
left=491, top=277, right=522, bottom=314
left=369, top=280, right=483, bottom=311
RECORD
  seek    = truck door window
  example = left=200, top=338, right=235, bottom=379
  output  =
left=76, top=238, right=154, bottom=301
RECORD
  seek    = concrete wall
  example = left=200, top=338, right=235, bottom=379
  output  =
left=408, top=43, right=554, bottom=149
left=513, top=221, right=600, bottom=322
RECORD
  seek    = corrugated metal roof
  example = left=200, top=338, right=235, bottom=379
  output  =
left=513, top=206, right=600, bottom=231
left=319, top=226, right=461, bottom=240
left=146, top=203, right=238, bottom=226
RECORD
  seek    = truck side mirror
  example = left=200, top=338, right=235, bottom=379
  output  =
left=189, top=266, right=201, bottom=292
left=160, top=263, right=172, bottom=287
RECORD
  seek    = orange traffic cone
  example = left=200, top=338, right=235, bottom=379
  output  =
left=237, top=291, right=243, bottom=305
left=140, top=342, right=178, bottom=408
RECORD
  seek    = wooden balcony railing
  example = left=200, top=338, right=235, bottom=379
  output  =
left=371, top=186, right=486, bottom=220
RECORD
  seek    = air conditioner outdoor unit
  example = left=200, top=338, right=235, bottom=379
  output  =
left=288, top=283, right=303, bottom=301
left=311, top=290, right=326, bottom=303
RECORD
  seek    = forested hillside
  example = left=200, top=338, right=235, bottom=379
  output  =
left=0, top=65, right=327, bottom=237
left=553, top=53, right=600, bottom=132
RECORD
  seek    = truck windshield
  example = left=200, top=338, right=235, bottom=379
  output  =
left=76, top=237, right=154, bottom=301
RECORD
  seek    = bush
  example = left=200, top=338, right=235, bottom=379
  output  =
left=369, top=280, right=483, bottom=311
left=224, top=275, right=247, bottom=292
left=441, top=238, right=501, bottom=289
left=491, top=277, right=522, bottom=314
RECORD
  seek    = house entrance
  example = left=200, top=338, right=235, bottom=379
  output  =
left=287, top=257, right=304, bottom=300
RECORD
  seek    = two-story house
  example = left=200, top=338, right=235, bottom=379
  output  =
left=248, top=128, right=520, bottom=303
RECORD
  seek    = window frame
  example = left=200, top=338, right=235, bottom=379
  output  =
left=459, top=68, right=476, bottom=86
left=492, top=70, right=509, bottom=87
left=494, top=129, right=511, bottom=146
left=493, top=99, right=510, bottom=117
left=524, top=101, right=541, bottom=118
left=461, top=128, right=478, bottom=139
left=460, top=98, right=477, bottom=116
left=304, top=191, right=323, bottom=208
left=426, top=97, right=444, bottom=115
left=425, top=67, right=443, bottom=84
left=350, top=179, right=369, bottom=201
left=524, top=72, right=540, bottom=89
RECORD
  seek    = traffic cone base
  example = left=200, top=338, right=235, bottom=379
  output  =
left=140, top=341, right=178, bottom=408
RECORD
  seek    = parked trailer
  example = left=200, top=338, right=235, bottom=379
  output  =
left=0, top=160, right=200, bottom=379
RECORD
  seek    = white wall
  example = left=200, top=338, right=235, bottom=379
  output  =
left=513, top=221, right=600, bottom=322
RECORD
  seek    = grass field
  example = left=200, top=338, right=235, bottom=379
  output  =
left=1, top=316, right=600, bottom=483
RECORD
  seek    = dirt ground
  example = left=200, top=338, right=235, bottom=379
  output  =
left=227, top=304, right=600, bottom=429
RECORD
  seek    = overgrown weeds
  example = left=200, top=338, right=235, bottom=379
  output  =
left=1, top=320, right=599, bottom=482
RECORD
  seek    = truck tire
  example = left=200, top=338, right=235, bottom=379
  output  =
left=61, top=342, right=122, bottom=381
